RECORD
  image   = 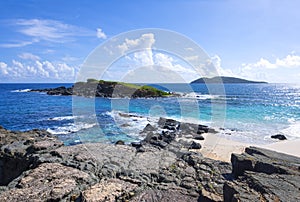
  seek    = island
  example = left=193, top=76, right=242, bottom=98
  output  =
left=191, top=76, right=267, bottom=84
left=31, top=79, right=172, bottom=98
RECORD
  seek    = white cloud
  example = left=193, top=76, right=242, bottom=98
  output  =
left=0, top=62, right=8, bottom=75
left=104, top=33, right=203, bottom=82
left=19, top=52, right=40, bottom=60
left=210, top=55, right=235, bottom=77
left=242, top=54, right=300, bottom=70
left=62, top=55, right=80, bottom=62
left=0, top=40, right=36, bottom=48
left=184, top=55, right=199, bottom=62
left=0, top=59, right=78, bottom=82
left=96, top=28, right=107, bottom=39
left=1, top=19, right=100, bottom=48
left=238, top=54, right=300, bottom=83
left=118, top=33, right=155, bottom=54
left=16, top=19, right=92, bottom=42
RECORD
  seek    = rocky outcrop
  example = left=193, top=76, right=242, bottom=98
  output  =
left=0, top=123, right=299, bottom=201
left=31, top=80, right=172, bottom=98
left=0, top=123, right=230, bottom=201
left=1, top=163, right=93, bottom=201
left=224, top=147, right=300, bottom=201
left=0, top=127, right=62, bottom=186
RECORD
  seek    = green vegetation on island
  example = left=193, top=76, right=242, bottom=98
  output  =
left=32, top=79, right=172, bottom=98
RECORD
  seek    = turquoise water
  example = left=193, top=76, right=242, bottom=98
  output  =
left=0, top=83, right=299, bottom=145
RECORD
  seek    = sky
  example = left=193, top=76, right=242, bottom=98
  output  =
left=0, top=0, right=300, bottom=83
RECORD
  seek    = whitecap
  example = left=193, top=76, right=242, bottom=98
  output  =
left=47, top=122, right=97, bottom=135
left=11, top=89, right=31, bottom=93
left=179, top=92, right=225, bottom=100
left=48, top=116, right=76, bottom=121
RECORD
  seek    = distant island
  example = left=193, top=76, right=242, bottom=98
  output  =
left=191, top=76, right=267, bottom=84
left=31, top=79, right=172, bottom=98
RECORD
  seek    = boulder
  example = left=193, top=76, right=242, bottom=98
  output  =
left=189, top=141, right=202, bottom=149
left=194, top=134, right=205, bottom=140
left=271, top=134, right=287, bottom=140
left=225, top=147, right=300, bottom=201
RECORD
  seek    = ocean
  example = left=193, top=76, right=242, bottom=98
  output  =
left=0, top=83, right=299, bottom=146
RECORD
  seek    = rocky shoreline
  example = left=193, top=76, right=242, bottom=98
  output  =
left=30, top=80, right=173, bottom=98
left=0, top=119, right=299, bottom=201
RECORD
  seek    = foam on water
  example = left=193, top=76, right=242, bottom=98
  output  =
left=11, top=89, right=32, bottom=92
left=47, top=122, right=97, bottom=135
left=281, top=121, right=300, bottom=139
left=48, top=116, right=77, bottom=121
left=179, top=92, right=222, bottom=100
left=103, top=110, right=153, bottom=138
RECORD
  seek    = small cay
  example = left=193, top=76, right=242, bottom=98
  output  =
left=31, top=79, right=173, bottom=98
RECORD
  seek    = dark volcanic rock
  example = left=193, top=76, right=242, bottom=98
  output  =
left=271, top=134, right=287, bottom=140
left=1, top=125, right=300, bottom=201
left=194, top=134, right=205, bottom=140
left=0, top=127, right=62, bottom=186
left=189, top=141, right=202, bottom=149
left=225, top=146, right=300, bottom=201
left=231, top=146, right=300, bottom=177
left=82, top=178, right=138, bottom=201
left=1, top=163, right=93, bottom=201
left=131, top=188, right=199, bottom=202
left=115, top=140, right=125, bottom=145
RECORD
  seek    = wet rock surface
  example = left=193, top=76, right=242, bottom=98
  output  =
left=0, top=120, right=299, bottom=201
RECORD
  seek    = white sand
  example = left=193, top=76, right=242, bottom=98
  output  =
left=260, top=139, right=300, bottom=157
left=198, top=133, right=300, bottom=162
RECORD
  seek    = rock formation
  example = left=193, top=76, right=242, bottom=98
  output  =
left=0, top=119, right=299, bottom=201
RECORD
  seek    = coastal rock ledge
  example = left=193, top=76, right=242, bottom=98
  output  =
left=0, top=125, right=299, bottom=201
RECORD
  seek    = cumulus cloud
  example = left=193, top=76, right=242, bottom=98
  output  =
left=0, top=59, right=78, bottom=82
left=103, top=33, right=203, bottom=82
left=96, top=28, right=107, bottom=39
left=210, top=55, right=235, bottom=77
left=118, top=33, right=155, bottom=54
left=242, top=54, right=300, bottom=70
left=18, top=52, right=40, bottom=60
left=238, top=54, right=300, bottom=83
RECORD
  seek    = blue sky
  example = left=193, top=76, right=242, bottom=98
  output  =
left=0, top=0, right=300, bottom=83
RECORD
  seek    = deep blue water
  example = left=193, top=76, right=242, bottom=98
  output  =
left=0, top=83, right=299, bottom=145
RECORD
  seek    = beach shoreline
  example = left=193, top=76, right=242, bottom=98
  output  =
left=198, top=133, right=300, bottom=162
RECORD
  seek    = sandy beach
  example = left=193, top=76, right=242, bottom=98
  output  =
left=199, top=133, right=300, bottom=162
